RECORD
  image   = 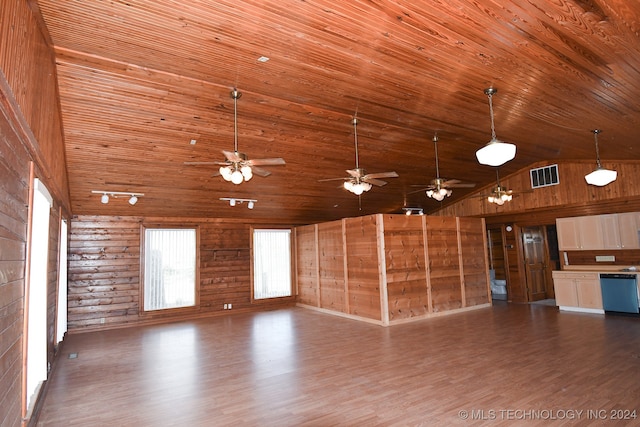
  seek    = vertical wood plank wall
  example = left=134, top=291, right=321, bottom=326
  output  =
left=458, top=217, right=492, bottom=307
left=295, top=225, right=318, bottom=306
left=318, top=220, right=347, bottom=313
left=295, top=214, right=490, bottom=325
left=383, top=215, right=429, bottom=321
left=345, top=216, right=381, bottom=321
left=67, top=216, right=295, bottom=331
left=426, top=217, right=463, bottom=313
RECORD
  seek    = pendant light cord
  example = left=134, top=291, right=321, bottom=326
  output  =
left=231, top=89, right=241, bottom=153
left=433, top=134, right=441, bottom=179
left=593, top=129, right=602, bottom=168
left=488, top=92, right=497, bottom=141
left=353, top=118, right=360, bottom=170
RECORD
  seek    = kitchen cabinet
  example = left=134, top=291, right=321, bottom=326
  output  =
left=556, top=212, right=640, bottom=251
left=617, top=212, right=640, bottom=249
left=552, top=271, right=602, bottom=311
left=556, top=216, right=603, bottom=250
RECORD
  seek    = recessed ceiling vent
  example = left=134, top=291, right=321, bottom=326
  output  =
left=530, top=164, right=559, bottom=188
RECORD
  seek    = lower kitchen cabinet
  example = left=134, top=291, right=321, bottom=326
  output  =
left=552, top=271, right=603, bottom=312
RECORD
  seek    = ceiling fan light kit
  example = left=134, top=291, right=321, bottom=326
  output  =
left=585, top=129, right=617, bottom=186
left=476, top=88, right=516, bottom=167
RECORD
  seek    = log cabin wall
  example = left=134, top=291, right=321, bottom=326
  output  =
left=1, top=2, right=70, bottom=426
left=294, top=214, right=490, bottom=326
left=67, top=215, right=296, bottom=332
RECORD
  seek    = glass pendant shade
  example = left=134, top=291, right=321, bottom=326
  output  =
left=230, top=170, right=244, bottom=184
left=585, top=167, right=617, bottom=186
left=475, top=138, right=516, bottom=166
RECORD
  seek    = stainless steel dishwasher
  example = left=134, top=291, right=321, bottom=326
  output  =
left=599, top=273, right=640, bottom=314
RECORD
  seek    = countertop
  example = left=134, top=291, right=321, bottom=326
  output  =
left=560, top=265, right=639, bottom=272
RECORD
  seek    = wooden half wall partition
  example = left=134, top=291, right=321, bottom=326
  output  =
left=295, top=214, right=491, bottom=326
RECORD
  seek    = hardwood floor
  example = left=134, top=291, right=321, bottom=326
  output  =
left=37, top=303, right=640, bottom=426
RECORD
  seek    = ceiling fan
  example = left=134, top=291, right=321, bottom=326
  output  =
left=481, top=169, right=530, bottom=205
left=318, top=117, right=398, bottom=195
left=410, top=134, right=475, bottom=201
left=184, top=89, right=285, bottom=184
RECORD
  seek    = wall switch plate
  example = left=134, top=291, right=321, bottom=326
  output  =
left=595, top=255, right=615, bottom=262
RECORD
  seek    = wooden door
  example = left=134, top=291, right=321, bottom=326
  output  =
left=522, top=226, right=549, bottom=301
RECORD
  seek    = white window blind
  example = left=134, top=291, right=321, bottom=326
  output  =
left=144, top=228, right=196, bottom=311
left=253, top=229, right=292, bottom=299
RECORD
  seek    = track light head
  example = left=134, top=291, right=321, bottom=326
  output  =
left=101, top=194, right=109, bottom=204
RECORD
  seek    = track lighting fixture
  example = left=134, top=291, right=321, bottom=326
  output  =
left=584, top=129, right=617, bottom=186
left=219, top=197, right=257, bottom=209
left=476, top=88, right=516, bottom=167
left=402, top=207, right=424, bottom=216
left=92, top=191, right=144, bottom=205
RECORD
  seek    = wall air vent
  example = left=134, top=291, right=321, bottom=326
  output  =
left=530, top=164, right=559, bottom=188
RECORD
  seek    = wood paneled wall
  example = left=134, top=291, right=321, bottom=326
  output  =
left=437, top=161, right=640, bottom=221
left=0, top=2, right=70, bottom=426
left=345, top=216, right=381, bottom=321
left=295, top=214, right=490, bottom=326
left=67, top=216, right=295, bottom=332
left=0, top=103, right=31, bottom=427
left=0, top=1, right=70, bottom=212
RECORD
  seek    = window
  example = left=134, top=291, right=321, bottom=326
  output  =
left=143, top=228, right=197, bottom=311
left=253, top=229, right=292, bottom=299
left=26, top=179, right=52, bottom=408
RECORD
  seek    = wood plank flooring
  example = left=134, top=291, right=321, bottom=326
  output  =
left=37, top=303, right=640, bottom=426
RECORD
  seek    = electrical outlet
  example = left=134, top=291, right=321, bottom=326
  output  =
left=223, top=303, right=228, bottom=309
left=100, top=317, right=105, bottom=324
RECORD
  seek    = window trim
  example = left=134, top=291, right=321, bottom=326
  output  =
left=140, top=224, right=200, bottom=315
left=250, top=226, right=296, bottom=303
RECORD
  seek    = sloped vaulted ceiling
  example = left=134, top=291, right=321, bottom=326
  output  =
left=34, top=0, right=640, bottom=223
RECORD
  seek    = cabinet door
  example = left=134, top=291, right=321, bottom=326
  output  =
left=556, top=218, right=581, bottom=250
left=600, top=214, right=621, bottom=249
left=618, top=212, right=640, bottom=249
left=553, top=278, right=579, bottom=307
left=578, top=216, right=604, bottom=250
left=576, top=278, right=603, bottom=309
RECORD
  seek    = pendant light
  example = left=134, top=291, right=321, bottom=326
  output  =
left=584, top=129, right=617, bottom=186
left=475, top=88, right=516, bottom=166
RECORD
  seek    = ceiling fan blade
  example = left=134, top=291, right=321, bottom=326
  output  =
left=250, top=166, right=272, bottom=177
left=448, top=183, right=477, bottom=188
left=222, top=150, right=244, bottom=162
left=247, top=157, right=286, bottom=166
left=184, top=161, right=227, bottom=166
left=407, top=186, right=434, bottom=195
left=441, top=179, right=461, bottom=186
left=363, top=177, right=388, bottom=187
left=346, top=169, right=364, bottom=178
left=318, top=177, right=349, bottom=182
left=364, top=171, right=399, bottom=179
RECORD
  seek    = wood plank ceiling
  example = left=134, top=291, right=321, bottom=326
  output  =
left=34, top=0, right=640, bottom=224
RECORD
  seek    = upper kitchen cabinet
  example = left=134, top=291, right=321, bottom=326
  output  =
left=617, top=212, right=640, bottom=249
left=557, top=216, right=603, bottom=250
left=557, top=212, right=640, bottom=251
